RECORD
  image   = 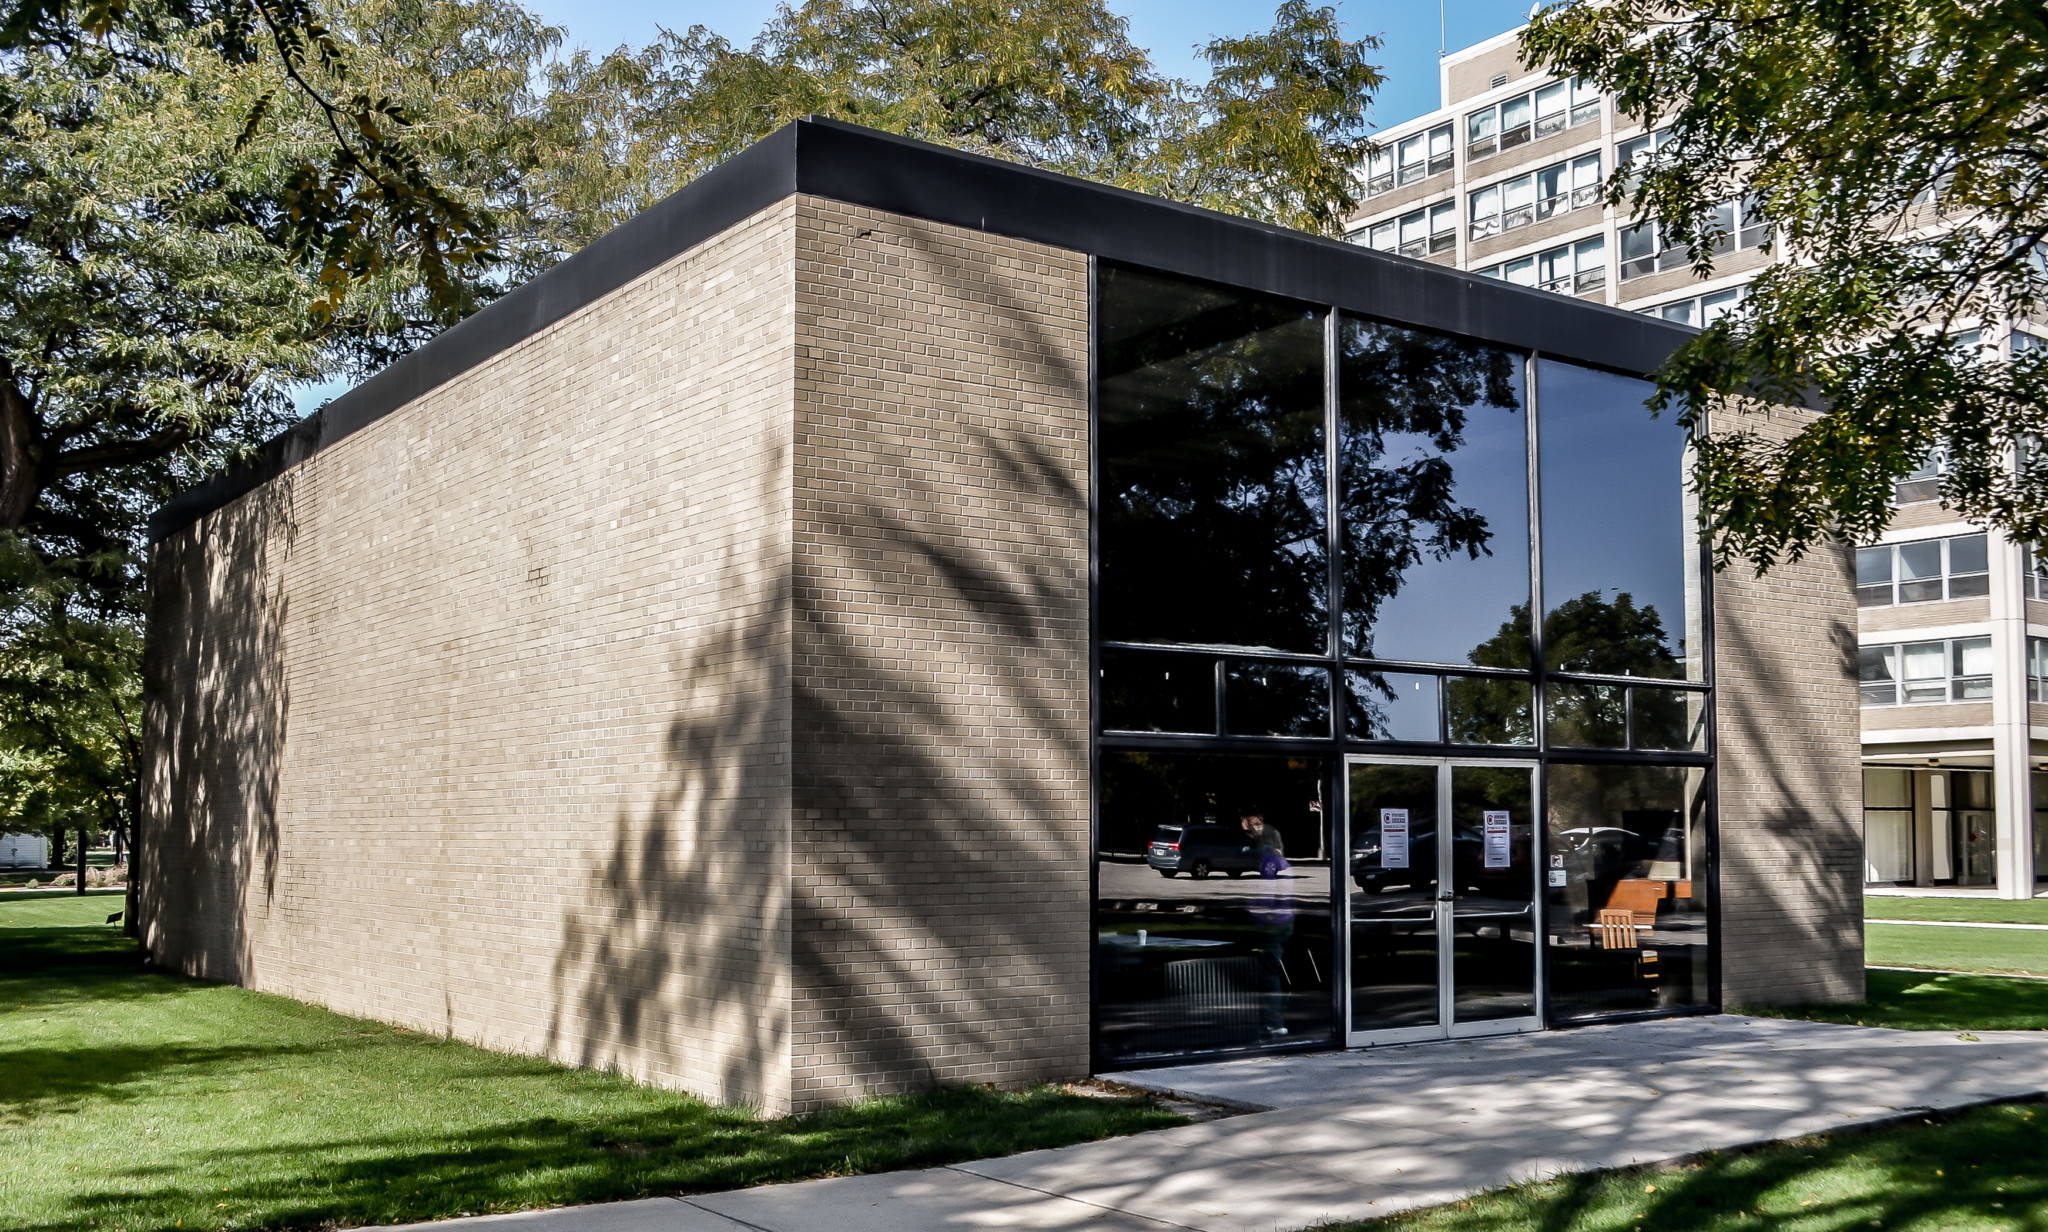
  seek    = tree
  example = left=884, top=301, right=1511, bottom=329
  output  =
left=542, top=0, right=1384, bottom=242
left=2, top=0, right=506, bottom=317
left=1523, top=0, right=2048, bottom=570
left=0, top=0, right=564, bottom=582
left=0, top=541, right=139, bottom=868
left=0, top=0, right=567, bottom=874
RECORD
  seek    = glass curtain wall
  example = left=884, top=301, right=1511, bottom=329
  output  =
left=1094, top=262, right=1713, bottom=1065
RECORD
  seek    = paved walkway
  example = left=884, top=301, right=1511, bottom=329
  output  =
left=394, top=1016, right=2048, bottom=1232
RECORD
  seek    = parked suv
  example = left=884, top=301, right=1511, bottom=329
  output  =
left=1145, top=824, right=1261, bottom=879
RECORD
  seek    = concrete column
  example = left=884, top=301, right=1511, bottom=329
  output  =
left=1912, top=768, right=1935, bottom=886
left=1988, top=529, right=2036, bottom=896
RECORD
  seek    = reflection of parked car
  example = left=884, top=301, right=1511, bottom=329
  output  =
left=1555, top=826, right=1658, bottom=877
left=1146, top=825, right=1260, bottom=879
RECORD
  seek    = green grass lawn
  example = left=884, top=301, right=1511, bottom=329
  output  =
left=1867, top=922, right=2048, bottom=976
left=1329, top=1101, right=2048, bottom=1232
left=1866, top=895, right=2048, bottom=925
left=1744, top=968, right=2048, bottom=1031
left=1, top=896, right=1182, bottom=1232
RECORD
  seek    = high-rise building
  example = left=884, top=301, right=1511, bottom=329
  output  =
left=1347, top=27, right=2046, bottom=898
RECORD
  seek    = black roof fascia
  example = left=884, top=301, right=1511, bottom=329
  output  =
left=150, top=116, right=1692, bottom=542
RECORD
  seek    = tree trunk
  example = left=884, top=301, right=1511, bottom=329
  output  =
left=76, top=825, right=86, bottom=895
left=0, top=379, right=40, bottom=532
left=49, top=824, right=66, bottom=870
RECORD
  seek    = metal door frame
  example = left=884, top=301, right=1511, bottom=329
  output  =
left=1341, top=754, right=1545, bottom=1048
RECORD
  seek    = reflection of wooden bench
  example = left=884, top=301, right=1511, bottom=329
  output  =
left=1603, top=878, right=1696, bottom=926
left=1591, top=908, right=1659, bottom=987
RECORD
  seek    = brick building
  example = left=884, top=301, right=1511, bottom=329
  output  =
left=1348, top=27, right=2047, bottom=899
left=139, top=119, right=1859, bottom=1114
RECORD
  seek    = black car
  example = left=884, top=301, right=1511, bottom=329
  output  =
left=1145, top=824, right=1263, bottom=878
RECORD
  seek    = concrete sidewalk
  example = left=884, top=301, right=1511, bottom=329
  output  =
left=395, top=1016, right=2048, bottom=1232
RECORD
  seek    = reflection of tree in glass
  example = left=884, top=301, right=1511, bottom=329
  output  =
left=1098, top=266, right=1328, bottom=651
left=1339, top=318, right=1523, bottom=660
left=1450, top=592, right=1679, bottom=745
left=1540, top=591, right=1681, bottom=677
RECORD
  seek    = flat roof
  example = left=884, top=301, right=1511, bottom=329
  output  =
left=151, top=117, right=1692, bottom=542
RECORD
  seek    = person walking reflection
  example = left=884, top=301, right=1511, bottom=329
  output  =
left=1242, top=812, right=1294, bottom=1040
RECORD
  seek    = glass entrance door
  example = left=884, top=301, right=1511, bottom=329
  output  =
left=1346, top=757, right=1540, bottom=1045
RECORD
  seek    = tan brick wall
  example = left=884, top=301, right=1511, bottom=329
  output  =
left=785, top=198, right=1092, bottom=1104
left=1711, top=408, right=1865, bottom=1007
left=142, top=200, right=802, bottom=1111
left=1859, top=596, right=1989, bottom=635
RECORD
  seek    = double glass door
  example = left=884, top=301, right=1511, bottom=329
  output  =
left=1345, top=757, right=1540, bottom=1044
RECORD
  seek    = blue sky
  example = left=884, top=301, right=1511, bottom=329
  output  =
left=520, top=0, right=1538, bottom=130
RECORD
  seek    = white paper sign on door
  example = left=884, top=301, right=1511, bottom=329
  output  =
left=1380, top=809, right=1410, bottom=869
left=1483, top=810, right=1512, bottom=869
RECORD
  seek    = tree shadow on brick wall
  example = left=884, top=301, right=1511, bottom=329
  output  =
left=542, top=217, right=1094, bottom=1110
left=1713, top=548, right=1865, bottom=1007
left=138, top=478, right=294, bottom=984
left=782, top=215, right=1092, bottom=1101
left=542, top=449, right=795, bottom=1111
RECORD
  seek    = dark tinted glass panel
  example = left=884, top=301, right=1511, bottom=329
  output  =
left=1860, top=646, right=1898, bottom=705
left=1633, top=687, right=1704, bottom=751
left=1545, top=764, right=1710, bottom=1018
left=1545, top=681, right=1626, bottom=748
left=1445, top=675, right=1536, bottom=745
left=1348, top=761, right=1440, bottom=1030
left=1101, top=649, right=1215, bottom=734
left=1096, top=753, right=1335, bottom=1064
left=1098, top=265, right=1329, bottom=651
left=1450, top=765, right=1537, bottom=1023
left=1536, top=361, right=1696, bottom=679
left=1338, top=318, right=1530, bottom=666
left=1949, top=534, right=1988, bottom=575
left=1225, top=663, right=1331, bottom=737
left=1344, top=671, right=1440, bottom=742
left=1897, top=540, right=1942, bottom=603
left=1855, top=546, right=1892, bottom=607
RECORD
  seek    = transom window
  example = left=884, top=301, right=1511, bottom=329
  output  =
left=1860, top=637, right=1992, bottom=706
left=1466, top=78, right=1599, bottom=161
left=1468, top=153, right=1602, bottom=241
left=1855, top=534, right=1989, bottom=607
left=1365, top=122, right=1455, bottom=196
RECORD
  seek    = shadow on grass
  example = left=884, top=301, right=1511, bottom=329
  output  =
left=0, top=1043, right=334, bottom=1123
left=0, top=925, right=145, bottom=973
left=31, top=1085, right=1181, bottom=1232
left=1348, top=1102, right=2047, bottom=1232
left=1745, top=968, right=2048, bottom=1032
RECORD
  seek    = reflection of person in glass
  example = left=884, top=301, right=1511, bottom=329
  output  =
left=1243, top=813, right=1287, bottom=875
left=1241, top=812, right=1294, bottom=1039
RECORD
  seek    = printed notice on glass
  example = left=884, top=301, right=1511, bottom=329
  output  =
left=1483, top=810, right=1512, bottom=869
left=1380, top=809, right=1410, bottom=869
